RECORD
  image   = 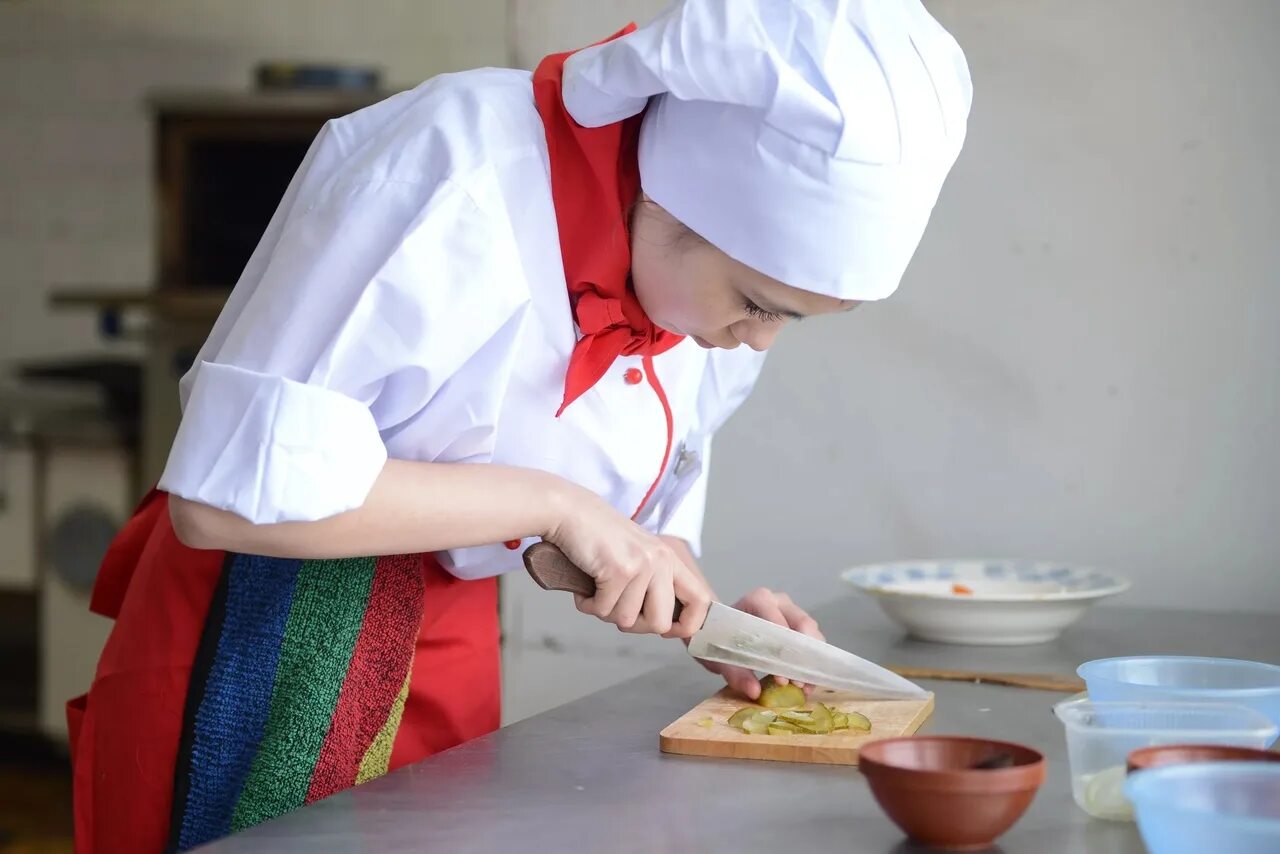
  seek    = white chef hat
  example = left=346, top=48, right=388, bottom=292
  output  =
left=562, top=0, right=972, bottom=301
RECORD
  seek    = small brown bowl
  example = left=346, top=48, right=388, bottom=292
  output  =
left=1126, top=743, right=1280, bottom=774
left=859, top=736, right=1046, bottom=850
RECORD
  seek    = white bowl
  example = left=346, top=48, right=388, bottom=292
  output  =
left=840, top=560, right=1130, bottom=646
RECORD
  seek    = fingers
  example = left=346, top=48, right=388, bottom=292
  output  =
left=776, top=593, right=825, bottom=641
left=573, top=539, right=688, bottom=636
left=721, top=665, right=763, bottom=700
left=734, top=588, right=790, bottom=683
left=739, top=587, right=789, bottom=626
left=696, top=658, right=763, bottom=701
left=635, top=564, right=675, bottom=635
left=730, top=588, right=826, bottom=690
left=608, top=572, right=651, bottom=631
left=664, top=565, right=712, bottom=640
left=618, top=562, right=675, bottom=635
left=574, top=564, right=631, bottom=620
left=551, top=490, right=708, bottom=639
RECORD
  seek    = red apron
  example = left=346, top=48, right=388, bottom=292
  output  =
left=68, top=490, right=499, bottom=853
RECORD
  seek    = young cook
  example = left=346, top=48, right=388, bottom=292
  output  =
left=69, top=1, right=971, bottom=849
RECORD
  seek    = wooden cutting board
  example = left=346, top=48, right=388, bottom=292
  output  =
left=659, top=687, right=935, bottom=765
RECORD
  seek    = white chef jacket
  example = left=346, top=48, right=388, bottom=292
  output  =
left=158, top=68, right=766, bottom=580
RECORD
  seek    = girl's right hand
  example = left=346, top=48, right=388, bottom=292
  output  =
left=544, top=481, right=713, bottom=639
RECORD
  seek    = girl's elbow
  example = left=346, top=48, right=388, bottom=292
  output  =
left=169, top=496, right=226, bottom=550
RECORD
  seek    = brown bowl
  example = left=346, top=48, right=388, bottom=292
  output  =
left=859, top=736, right=1046, bottom=850
left=1126, top=743, right=1280, bottom=774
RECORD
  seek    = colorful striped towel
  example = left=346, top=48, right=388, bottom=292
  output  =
left=169, top=553, right=425, bottom=851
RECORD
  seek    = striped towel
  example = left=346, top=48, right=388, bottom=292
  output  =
left=169, top=553, right=425, bottom=851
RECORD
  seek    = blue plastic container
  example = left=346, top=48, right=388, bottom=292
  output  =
left=1125, top=762, right=1280, bottom=854
left=1078, top=657, right=1280, bottom=739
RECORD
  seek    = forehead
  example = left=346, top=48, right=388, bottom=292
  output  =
left=700, top=230, right=856, bottom=315
left=738, top=263, right=852, bottom=314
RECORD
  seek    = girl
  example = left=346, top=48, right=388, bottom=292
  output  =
left=69, top=1, right=970, bottom=850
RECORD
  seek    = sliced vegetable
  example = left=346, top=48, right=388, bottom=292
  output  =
left=758, top=676, right=806, bottom=710
left=800, top=702, right=833, bottom=734
left=741, top=710, right=776, bottom=735
left=725, top=697, right=872, bottom=737
left=697, top=717, right=714, bottom=728
left=776, top=710, right=814, bottom=725
left=1081, top=766, right=1132, bottom=820
left=844, top=711, right=872, bottom=732
left=952, top=583, right=974, bottom=595
left=792, top=707, right=830, bottom=734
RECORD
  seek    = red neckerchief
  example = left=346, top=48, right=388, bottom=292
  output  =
left=533, top=26, right=684, bottom=416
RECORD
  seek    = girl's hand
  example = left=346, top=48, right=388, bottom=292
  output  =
left=545, top=483, right=713, bottom=638
left=692, top=587, right=825, bottom=700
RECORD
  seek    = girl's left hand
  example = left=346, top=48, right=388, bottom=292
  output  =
left=690, top=587, right=825, bottom=701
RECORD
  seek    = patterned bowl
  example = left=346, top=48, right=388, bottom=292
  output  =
left=840, top=560, right=1130, bottom=646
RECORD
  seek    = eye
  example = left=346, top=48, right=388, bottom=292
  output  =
left=742, top=299, right=786, bottom=323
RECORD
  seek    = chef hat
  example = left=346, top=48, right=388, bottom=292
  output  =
left=562, top=0, right=972, bottom=301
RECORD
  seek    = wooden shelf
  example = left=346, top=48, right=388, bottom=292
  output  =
left=147, top=88, right=395, bottom=117
left=49, top=287, right=228, bottom=322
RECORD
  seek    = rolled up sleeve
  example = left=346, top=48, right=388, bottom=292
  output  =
left=159, top=362, right=387, bottom=523
left=159, top=164, right=529, bottom=524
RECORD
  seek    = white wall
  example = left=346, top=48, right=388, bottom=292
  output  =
left=693, top=0, right=1280, bottom=615
left=498, top=0, right=1279, bottom=723
left=0, top=0, right=507, bottom=365
left=510, top=1, right=1279, bottom=618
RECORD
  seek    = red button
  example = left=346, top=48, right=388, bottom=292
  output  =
left=504, top=539, right=521, bottom=550
left=624, top=367, right=644, bottom=385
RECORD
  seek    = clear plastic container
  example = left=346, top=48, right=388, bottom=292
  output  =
left=1052, top=698, right=1278, bottom=820
left=1124, top=762, right=1280, bottom=853
left=1077, top=657, right=1280, bottom=735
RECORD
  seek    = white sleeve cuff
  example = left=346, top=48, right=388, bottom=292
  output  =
left=158, top=361, right=387, bottom=524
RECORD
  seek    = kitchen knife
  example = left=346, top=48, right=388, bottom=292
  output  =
left=523, top=542, right=927, bottom=699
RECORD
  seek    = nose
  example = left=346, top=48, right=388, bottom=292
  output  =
left=698, top=330, right=740, bottom=350
left=734, top=321, right=782, bottom=352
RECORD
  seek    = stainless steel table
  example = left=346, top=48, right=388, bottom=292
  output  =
left=200, top=600, right=1279, bottom=853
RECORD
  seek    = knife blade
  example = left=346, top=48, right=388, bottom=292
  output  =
left=522, top=542, right=927, bottom=700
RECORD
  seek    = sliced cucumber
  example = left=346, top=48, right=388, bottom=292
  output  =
left=758, top=677, right=806, bottom=710
left=740, top=710, right=777, bottom=735
left=726, top=697, right=872, bottom=737
left=845, top=711, right=872, bottom=732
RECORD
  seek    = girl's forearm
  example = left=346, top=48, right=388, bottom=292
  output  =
left=170, top=459, right=573, bottom=559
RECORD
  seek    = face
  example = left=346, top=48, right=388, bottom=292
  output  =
left=629, top=197, right=858, bottom=351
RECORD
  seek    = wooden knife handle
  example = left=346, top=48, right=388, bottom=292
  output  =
left=523, top=541, right=684, bottom=621
left=523, top=542, right=598, bottom=597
